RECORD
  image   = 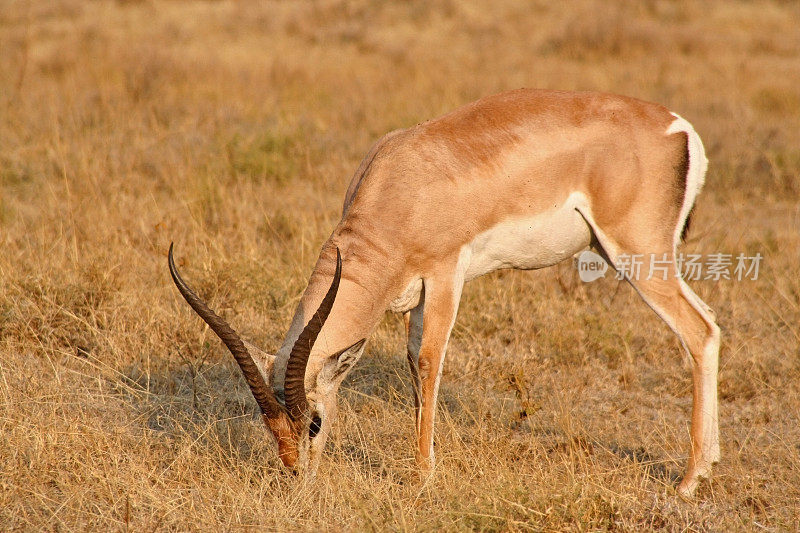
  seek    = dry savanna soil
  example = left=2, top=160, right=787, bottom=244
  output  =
left=1, top=0, right=799, bottom=530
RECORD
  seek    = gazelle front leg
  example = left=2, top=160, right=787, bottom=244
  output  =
left=414, top=273, right=463, bottom=471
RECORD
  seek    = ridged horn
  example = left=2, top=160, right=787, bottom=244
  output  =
left=284, top=247, right=342, bottom=420
left=168, top=243, right=284, bottom=419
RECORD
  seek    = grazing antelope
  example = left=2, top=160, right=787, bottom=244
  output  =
left=169, top=89, right=720, bottom=499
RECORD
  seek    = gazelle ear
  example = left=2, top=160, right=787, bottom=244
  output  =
left=319, top=339, right=366, bottom=387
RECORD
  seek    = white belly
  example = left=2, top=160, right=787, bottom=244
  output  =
left=463, top=192, right=592, bottom=281
left=389, top=193, right=593, bottom=313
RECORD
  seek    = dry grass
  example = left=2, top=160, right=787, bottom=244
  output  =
left=1, top=0, right=799, bottom=530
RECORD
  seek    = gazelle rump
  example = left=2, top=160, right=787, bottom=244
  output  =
left=169, top=88, right=720, bottom=498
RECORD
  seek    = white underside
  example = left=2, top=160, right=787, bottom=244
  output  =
left=463, top=193, right=592, bottom=281
left=390, top=193, right=593, bottom=313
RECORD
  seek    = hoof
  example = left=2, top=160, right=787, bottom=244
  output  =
left=415, top=451, right=436, bottom=477
left=676, top=461, right=715, bottom=501
left=676, top=478, right=698, bottom=502
left=416, top=457, right=434, bottom=473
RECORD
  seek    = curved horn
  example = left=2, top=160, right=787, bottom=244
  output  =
left=284, top=247, right=342, bottom=420
left=168, top=243, right=284, bottom=419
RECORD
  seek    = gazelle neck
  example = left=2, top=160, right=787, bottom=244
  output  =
left=271, top=240, right=392, bottom=398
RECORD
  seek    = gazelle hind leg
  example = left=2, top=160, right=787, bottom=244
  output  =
left=630, top=274, right=720, bottom=499
left=575, top=204, right=719, bottom=499
left=404, top=297, right=425, bottom=435
left=676, top=278, right=721, bottom=465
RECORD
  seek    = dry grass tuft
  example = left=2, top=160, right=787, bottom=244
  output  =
left=1, top=0, right=799, bottom=530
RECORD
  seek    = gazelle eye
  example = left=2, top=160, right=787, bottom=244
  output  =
left=309, top=415, right=322, bottom=439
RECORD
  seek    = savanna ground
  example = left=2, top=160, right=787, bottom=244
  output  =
left=1, top=0, right=799, bottom=530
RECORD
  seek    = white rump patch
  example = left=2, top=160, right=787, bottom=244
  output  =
left=666, top=113, right=709, bottom=248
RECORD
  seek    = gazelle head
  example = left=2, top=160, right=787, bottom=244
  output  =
left=168, top=244, right=365, bottom=475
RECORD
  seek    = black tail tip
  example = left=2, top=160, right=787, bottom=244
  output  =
left=680, top=209, right=694, bottom=242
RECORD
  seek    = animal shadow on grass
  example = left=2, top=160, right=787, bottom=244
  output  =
left=607, top=443, right=681, bottom=484
left=122, top=359, right=283, bottom=473
left=333, top=349, right=417, bottom=477
left=543, top=434, right=680, bottom=485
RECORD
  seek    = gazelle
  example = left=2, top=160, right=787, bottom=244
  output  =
left=169, top=88, right=720, bottom=499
